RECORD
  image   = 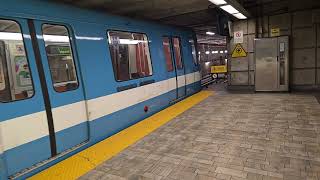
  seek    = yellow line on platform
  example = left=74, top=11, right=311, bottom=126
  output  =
left=28, top=90, right=213, bottom=180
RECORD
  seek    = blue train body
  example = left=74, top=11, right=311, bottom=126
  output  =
left=0, top=0, right=201, bottom=179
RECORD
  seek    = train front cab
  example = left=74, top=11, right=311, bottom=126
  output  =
left=0, top=15, right=200, bottom=179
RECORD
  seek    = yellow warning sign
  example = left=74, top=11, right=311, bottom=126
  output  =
left=271, top=28, right=280, bottom=37
left=211, top=65, right=227, bottom=73
left=232, top=44, right=247, bottom=58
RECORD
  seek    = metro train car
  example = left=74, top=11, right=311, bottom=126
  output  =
left=0, top=0, right=201, bottom=179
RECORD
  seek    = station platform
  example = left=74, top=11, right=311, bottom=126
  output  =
left=29, top=89, right=320, bottom=180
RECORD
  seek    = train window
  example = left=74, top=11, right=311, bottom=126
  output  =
left=162, top=37, right=174, bottom=72
left=0, top=20, right=34, bottom=102
left=189, top=39, right=199, bottom=65
left=173, top=37, right=183, bottom=69
left=107, top=31, right=153, bottom=81
left=42, top=24, right=79, bottom=92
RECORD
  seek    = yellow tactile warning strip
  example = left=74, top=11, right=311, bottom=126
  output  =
left=28, top=90, right=213, bottom=180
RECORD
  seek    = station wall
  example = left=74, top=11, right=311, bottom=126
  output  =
left=228, top=8, right=320, bottom=91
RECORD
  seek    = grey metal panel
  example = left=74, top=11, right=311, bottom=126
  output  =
left=230, top=72, right=249, bottom=85
left=277, top=29, right=291, bottom=36
left=292, top=28, right=316, bottom=48
left=249, top=53, right=255, bottom=71
left=257, top=16, right=269, bottom=34
left=249, top=71, right=255, bottom=85
left=233, top=20, right=248, bottom=35
left=269, top=13, right=291, bottom=30
left=258, top=33, right=269, bottom=38
left=230, top=58, right=248, bottom=71
left=312, top=9, right=320, bottom=23
left=292, top=69, right=316, bottom=85
left=292, top=48, right=316, bottom=68
left=247, top=34, right=255, bottom=53
left=292, top=11, right=313, bottom=28
left=255, top=38, right=278, bottom=91
left=317, top=48, right=320, bottom=68
left=317, top=24, right=320, bottom=47
left=248, top=19, right=256, bottom=34
left=317, top=69, right=320, bottom=84
left=290, top=1, right=320, bottom=12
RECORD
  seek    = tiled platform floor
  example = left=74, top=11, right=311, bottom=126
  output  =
left=80, top=92, right=320, bottom=180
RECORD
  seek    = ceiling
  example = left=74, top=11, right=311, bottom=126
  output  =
left=54, top=0, right=318, bottom=45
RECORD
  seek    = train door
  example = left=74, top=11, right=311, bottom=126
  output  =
left=0, top=18, right=53, bottom=177
left=30, top=20, right=89, bottom=154
left=172, top=37, right=186, bottom=99
left=162, top=36, right=177, bottom=101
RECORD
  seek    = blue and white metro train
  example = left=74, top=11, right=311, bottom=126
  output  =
left=0, top=0, right=201, bottom=179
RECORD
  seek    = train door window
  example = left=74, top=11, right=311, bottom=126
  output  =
left=107, top=31, right=153, bottom=81
left=0, top=19, right=34, bottom=102
left=189, top=39, right=198, bottom=65
left=42, top=24, right=78, bottom=92
left=173, top=37, right=183, bottom=69
left=162, top=37, right=173, bottom=72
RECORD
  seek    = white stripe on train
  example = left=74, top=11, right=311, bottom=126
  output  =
left=0, top=72, right=200, bottom=152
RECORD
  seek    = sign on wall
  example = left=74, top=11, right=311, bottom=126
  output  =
left=270, top=28, right=280, bottom=37
left=211, top=65, right=227, bottom=74
left=234, top=30, right=243, bottom=44
left=232, top=44, right=247, bottom=58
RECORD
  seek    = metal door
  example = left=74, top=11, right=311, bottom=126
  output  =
left=255, top=38, right=278, bottom=91
left=171, top=37, right=186, bottom=99
left=31, top=20, right=89, bottom=154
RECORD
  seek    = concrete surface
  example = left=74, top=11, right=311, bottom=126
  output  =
left=80, top=90, right=320, bottom=180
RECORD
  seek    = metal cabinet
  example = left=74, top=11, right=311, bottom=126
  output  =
left=255, top=36, right=289, bottom=91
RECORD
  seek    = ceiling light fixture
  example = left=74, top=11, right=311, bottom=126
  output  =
left=206, top=31, right=215, bottom=35
left=208, top=0, right=249, bottom=19
left=220, top=5, right=239, bottom=14
left=233, top=13, right=247, bottom=19
left=208, top=0, right=227, bottom=5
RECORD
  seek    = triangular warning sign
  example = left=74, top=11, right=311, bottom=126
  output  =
left=232, top=44, right=247, bottom=58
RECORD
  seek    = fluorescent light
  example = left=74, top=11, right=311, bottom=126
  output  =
left=220, top=51, right=224, bottom=53
left=233, top=13, right=247, bottom=19
left=0, top=32, right=23, bottom=40
left=198, top=52, right=201, bottom=54
left=43, top=35, right=69, bottom=43
left=205, top=51, right=210, bottom=54
left=119, top=39, right=147, bottom=45
left=208, top=0, right=227, bottom=5
left=206, top=31, right=215, bottom=35
left=205, top=62, right=210, bottom=65
left=76, top=36, right=103, bottom=41
left=220, top=5, right=239, bottom=14
left=225, top=50, right=228, bottom=53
